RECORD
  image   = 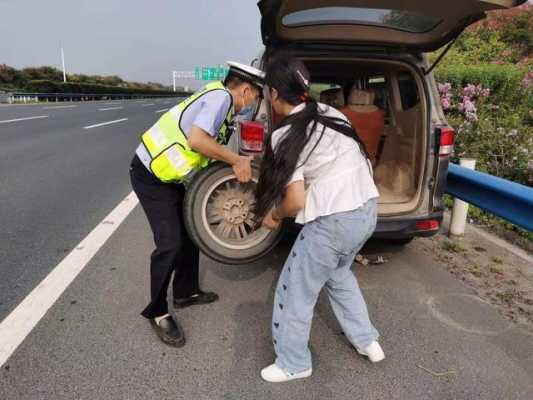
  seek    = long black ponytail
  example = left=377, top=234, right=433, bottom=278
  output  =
left=254, top=54, right=370, bottom=221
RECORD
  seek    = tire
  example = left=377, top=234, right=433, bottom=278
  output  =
left=183, top=162, right=284, bottom=265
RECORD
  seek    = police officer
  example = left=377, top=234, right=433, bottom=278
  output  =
left=129, top=62, right=265, bottom=346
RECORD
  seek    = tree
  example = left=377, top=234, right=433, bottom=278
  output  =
left=0, top=64, right=19, bottom=84
left=0, top=63, right=171, bottom=92
left=21, top=66, right=63, bottom=81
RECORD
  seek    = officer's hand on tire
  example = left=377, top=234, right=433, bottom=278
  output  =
left=232, top=156, right=253, bottom=183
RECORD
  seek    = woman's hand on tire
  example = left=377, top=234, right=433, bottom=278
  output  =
left=262, top=209, right=281, bottom=230
left=183, top=162, right=284, bottom=264
left=232, top=156, right=253, bottom=183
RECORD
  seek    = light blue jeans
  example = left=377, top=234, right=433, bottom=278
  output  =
left=272, top=198, right=379, bottom=373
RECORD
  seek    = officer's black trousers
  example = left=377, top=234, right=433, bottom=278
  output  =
left=129, top=155, right=200, bottom=319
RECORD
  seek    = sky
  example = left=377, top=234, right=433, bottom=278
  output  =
left=0, top=0, right=264, bottom=89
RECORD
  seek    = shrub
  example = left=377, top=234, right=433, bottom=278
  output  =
left=429, top=4, right=532, bottom=67
left=435, top=68, right=532, bottom=186
left=23, top=80, right=175, bottom=95
left=435, top=64, right=530, bottom=109
left=0, top=64, right=174, bottom=93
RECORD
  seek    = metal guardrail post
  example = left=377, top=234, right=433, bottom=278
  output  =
left=449, top=159, right=476, bottom=236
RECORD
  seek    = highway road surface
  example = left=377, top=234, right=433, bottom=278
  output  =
left=0, top=99, right=532, bottom=400
left=0, top=98, right=178, bottom=321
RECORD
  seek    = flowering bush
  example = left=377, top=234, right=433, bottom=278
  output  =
left=431, top=4, right=532, bottom=240
left=435, top=70, right=532, bottom=187
left=437, top=82, right=490, bottom=122
left=429, top=4, right=532, bottom=67
left=523, top=71, right=533, bottom=88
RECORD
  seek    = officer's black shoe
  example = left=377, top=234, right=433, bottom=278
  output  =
left=173, top=290, right=219, bottom=309
left=149, top=314, right=186, bottom=347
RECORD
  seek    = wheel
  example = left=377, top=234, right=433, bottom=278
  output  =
left=183, top=162, right=284, bottom=265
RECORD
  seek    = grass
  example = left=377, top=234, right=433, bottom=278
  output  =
left=496, top=291, right=515, bottom=302
left=492, top=256, right=504, bottom=265
left=489, top=265, right=504, bottom=274
left=443, top=195, right=533, bottom=253
left=441, top=239, right=466, bottom=253
left=469, top=265, right=483, bottom=278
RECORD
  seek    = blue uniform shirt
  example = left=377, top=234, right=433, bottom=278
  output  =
left=136, top=88, right=233, bottom=170
left=180, top=89, right=233, bottom=138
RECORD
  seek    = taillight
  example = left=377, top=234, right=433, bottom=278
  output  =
left=439, top=127, right=455, bottom=156
left=415, top=219, right=440, bottom=231
left=240, top=120, right=264, bottom=152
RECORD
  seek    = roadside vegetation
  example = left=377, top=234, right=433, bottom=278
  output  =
left=0, top=64, right=178, bottom=95
left=431, top=4, right=532, bottom=245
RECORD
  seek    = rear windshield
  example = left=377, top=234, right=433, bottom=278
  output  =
left=282, top=7, right=442, bottom=33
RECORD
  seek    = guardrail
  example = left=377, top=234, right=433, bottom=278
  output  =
left=1, top=91, right=192, bottom=104
left=446, top=163, right=533, bottom=232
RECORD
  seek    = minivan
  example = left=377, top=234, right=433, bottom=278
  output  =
left=183, top=0, right=526, bottom=265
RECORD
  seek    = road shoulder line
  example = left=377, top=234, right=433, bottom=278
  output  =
left=0, top=191, right=139, bottom=367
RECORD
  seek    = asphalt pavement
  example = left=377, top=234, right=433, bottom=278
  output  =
left=1, top=100, right=532, bottom=399
left=0, top=99, right=179, bottom=321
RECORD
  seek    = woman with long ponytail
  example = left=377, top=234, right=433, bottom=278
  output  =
left=256, top=54, right=384, bottom=383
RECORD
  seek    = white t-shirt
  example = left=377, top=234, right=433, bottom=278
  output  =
left=271, top=102, right=379, bottom=224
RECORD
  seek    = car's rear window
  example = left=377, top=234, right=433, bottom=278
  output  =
left=282, top=7, right=442, bottom=33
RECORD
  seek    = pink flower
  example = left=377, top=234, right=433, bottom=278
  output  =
left=522, top=71, right=533, bottom=88
left=464, top=99, right=476, bottom=113
left=461, top=84, right=490, bottom=101
left=438, top=82, right=452, bottom=94
left=463, top=84, right=477, bottom=97
left=441, top=97, right=451, bottom=110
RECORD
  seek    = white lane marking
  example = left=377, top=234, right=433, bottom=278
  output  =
left=42, top=105, right=78, bottom=110
left=83, top=118, right=128, bottom=129
left=136, top=100, right=147, bottom=103
left=155, top=108, right=169, bottom=114
left=103, top=102, right=122, bottom=105
left=98, top=107, right=123, bottom=111
left=0, top=192, right=139, bottom=368
left=0, top=115, right=49, bottom=124
left=142, top=103, right=156, bottom=107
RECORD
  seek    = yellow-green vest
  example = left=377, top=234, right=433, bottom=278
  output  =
left=140, top=81, right=233, bottom=183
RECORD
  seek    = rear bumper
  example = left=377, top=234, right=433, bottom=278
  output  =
left=373, top=211, right=443, bottom=239
left=287, top=211, right=444, bottom=239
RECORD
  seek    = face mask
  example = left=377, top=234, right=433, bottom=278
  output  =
left=239, top=105, right=255, bottom=120
left=238, top=90, right=257, bottom=119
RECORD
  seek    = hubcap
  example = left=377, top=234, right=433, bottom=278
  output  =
left=206, top=180, right=262, bottom=242
left=201, top=173, right=274, bottom=251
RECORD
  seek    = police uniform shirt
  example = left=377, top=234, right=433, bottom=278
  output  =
left=136, top=89, right=232, bottom=170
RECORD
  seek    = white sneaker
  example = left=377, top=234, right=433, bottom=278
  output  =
left=260, top=363, right=312, bottom=383
left=356, top=341, right=385, bottom=363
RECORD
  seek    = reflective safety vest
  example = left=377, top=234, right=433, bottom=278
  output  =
left=140, top=81, right=234, bottom=183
